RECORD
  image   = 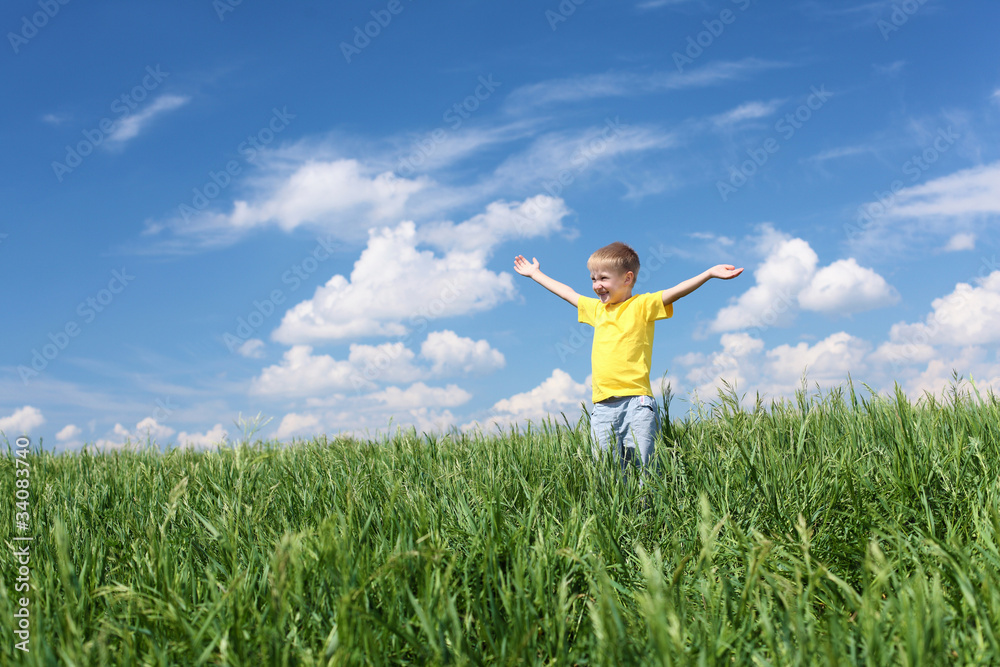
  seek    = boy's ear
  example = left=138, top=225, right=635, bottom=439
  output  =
left=625, top=270, right=635, bottom=286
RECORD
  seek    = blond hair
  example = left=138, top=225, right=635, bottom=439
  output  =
left=587, top=241, right=640, bottom=277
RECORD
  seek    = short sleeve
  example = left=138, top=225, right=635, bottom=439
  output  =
left=647, top=292, right=672, bottom=321
left=578, top=296, right=598, bottom=325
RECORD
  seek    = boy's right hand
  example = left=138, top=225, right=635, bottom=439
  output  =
left=514, top=255, right=540, bottom=278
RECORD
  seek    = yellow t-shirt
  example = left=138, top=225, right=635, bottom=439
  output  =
left=578, top=292, right=672, bottom=403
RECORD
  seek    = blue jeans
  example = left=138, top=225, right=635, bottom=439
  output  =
left=590, top=394, right=659, bottom=472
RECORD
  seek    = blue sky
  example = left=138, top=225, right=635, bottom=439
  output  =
left=3, top=0, right=1000, bottom=450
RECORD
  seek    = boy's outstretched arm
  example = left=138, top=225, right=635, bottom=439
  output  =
left=514, top=255, right=581, bottom=307
left=661, top=264, right=743, bottom=306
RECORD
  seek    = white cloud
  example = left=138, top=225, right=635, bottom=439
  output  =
left=711, top=100, right=784, bottom=127
left=289, top=389, right=456, bottom=438
left=467, top=369, right=590, bottom=431
left=681, top=333, right=765, bottom=398
left=870, top=339, right=937, bottom=367
left=721, top=332, right=765, bottom=357
left=489, top=122, right=675, bottom=192
left=943, top=232, right=976, bottom=252
left=420, top=195, right=569, bottom=252
left=176, top=424, right=229, bottom=450
left=273, top=196, right=568, bottom=343
left=420, top=330, right=505, bottom=376
left=90, top=439, right=131, bottom=452
left=882, top=161, right=1000, bottom=220
left=252, top=332, right=503, bottom=400
left=766, top=332, right=870, bottom=386
left=408, top=408, right=458, bottom=434
left=228, top=159, right=427, bottom=233
left=274, top=403, right=461, bottom=440
left=250, top=345, right=365, bottom=396
left=677, top=331, right=869, bottom=402
left=42, top=113, right=69, bottom=125
left=273, top=222, right=510, bottom=341
left=237, top=339, right=266, bottom=358
left=370, top=383, right=472, bottom=410
left=133, top=417, right=176, bottom=442
left=93, top=417, right=175, bottom=450
left=0, top=406, right=45, bottom=436
left=806, top=145, right=871, bottom=163
left=393, top=121, right=537, bottom=175
left=903, top=347, right=1000, bottom=399
left=712, top=225, right=897, bottom=331
left=862, top=271, right=1000, bottom=398
left=504, top=59, right=783, bottom=112
left=711, top=226, right=817, bottom=331
left=851, top=161, right=1000, bottom=253
left=348, top=342, right=424, bottom=384
left=132, top=60, right=784, bottom=257
left=142, top=156, right=432, bottom=253
left=689, top=231, right=734, bottom=246
left=106, top=95, right=190, bottom=146
left=800, top=1, right=910, bottom=24
left=273, top=380, right=470, bottom=438
left=876, top=271, right=1000, bottom=353
left=56, top=424, right=81, bottom=441
left=798, top=258, right=899, bottom=314
left=133, top=83, right=680, bottom=256
left=274, top=412, right=322, bottom=439
left=684, top=272, right=1000, bottom=405
left=637, top=0, right=696, bottom=8
left=874, top=61, right=906, bottom=76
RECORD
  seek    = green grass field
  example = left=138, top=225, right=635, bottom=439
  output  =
left=3, top=380, right=1000, bottom=665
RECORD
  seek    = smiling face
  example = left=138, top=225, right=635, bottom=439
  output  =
left=590, top=264, right=634, bottom=305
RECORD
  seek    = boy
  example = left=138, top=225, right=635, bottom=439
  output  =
left=514, top=242, right=742, bottom=474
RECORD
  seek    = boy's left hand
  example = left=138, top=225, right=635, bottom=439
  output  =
left=709, top=264, right=744, bottom=280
